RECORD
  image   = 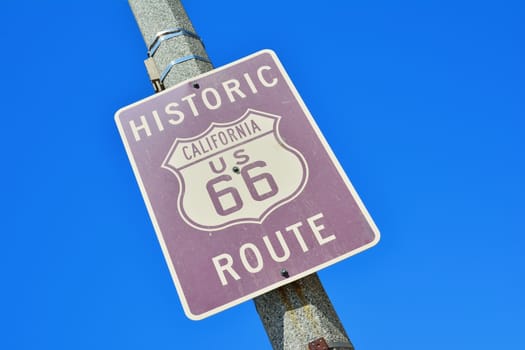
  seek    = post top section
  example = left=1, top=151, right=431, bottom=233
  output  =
left=128, top=0, right=196, bottom=47
left=128, top=0, right=213, bottom=88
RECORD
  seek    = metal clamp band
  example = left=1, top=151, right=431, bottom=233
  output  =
left=148, top=27, right=204, bottom=57
left=160, top=55, right=212, bottom=83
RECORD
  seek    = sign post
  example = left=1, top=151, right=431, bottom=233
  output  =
left=123, top=1, right=379, bottom=348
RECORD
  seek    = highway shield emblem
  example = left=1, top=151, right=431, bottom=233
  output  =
left=162, top=109, right=308, bottom=231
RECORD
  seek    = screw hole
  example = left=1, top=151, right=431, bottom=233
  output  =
left=192, top=83, right=200, bottom=89
left=280, top=269, right=289, bottom=278
left=232, top=166, right=240, bottom=174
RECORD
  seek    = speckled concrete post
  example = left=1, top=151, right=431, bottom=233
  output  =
left=254, top=274, right=353, bottom=350
left=127, top=1, right=353, bottom=349
left=128, top=0, right=212, bottom=87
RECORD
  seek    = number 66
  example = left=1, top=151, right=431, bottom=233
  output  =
left=206, top=161, right=279, bottom=216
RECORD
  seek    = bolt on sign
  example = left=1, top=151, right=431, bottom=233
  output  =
left=115, top=50, right=380, bottom=320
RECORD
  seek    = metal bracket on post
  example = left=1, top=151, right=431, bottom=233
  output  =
left=144, top=57, right=164, bottom=93
left=144, top=27, right=206, bottom=93
left=146, top=27, right=212, bottom=88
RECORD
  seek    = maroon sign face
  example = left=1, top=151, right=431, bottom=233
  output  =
left=115, top=50, right=379, bottom=320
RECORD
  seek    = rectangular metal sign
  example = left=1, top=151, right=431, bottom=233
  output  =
left=115, top=50, right=380, bottom=320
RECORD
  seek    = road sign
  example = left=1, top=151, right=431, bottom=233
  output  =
left=115, top=50, right=380, bottom=320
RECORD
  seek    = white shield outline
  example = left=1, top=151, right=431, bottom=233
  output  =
left=162, top=109, right=309, bottom=231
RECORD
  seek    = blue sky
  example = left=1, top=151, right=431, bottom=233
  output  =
left=1, top=0, right=524, bottom=349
